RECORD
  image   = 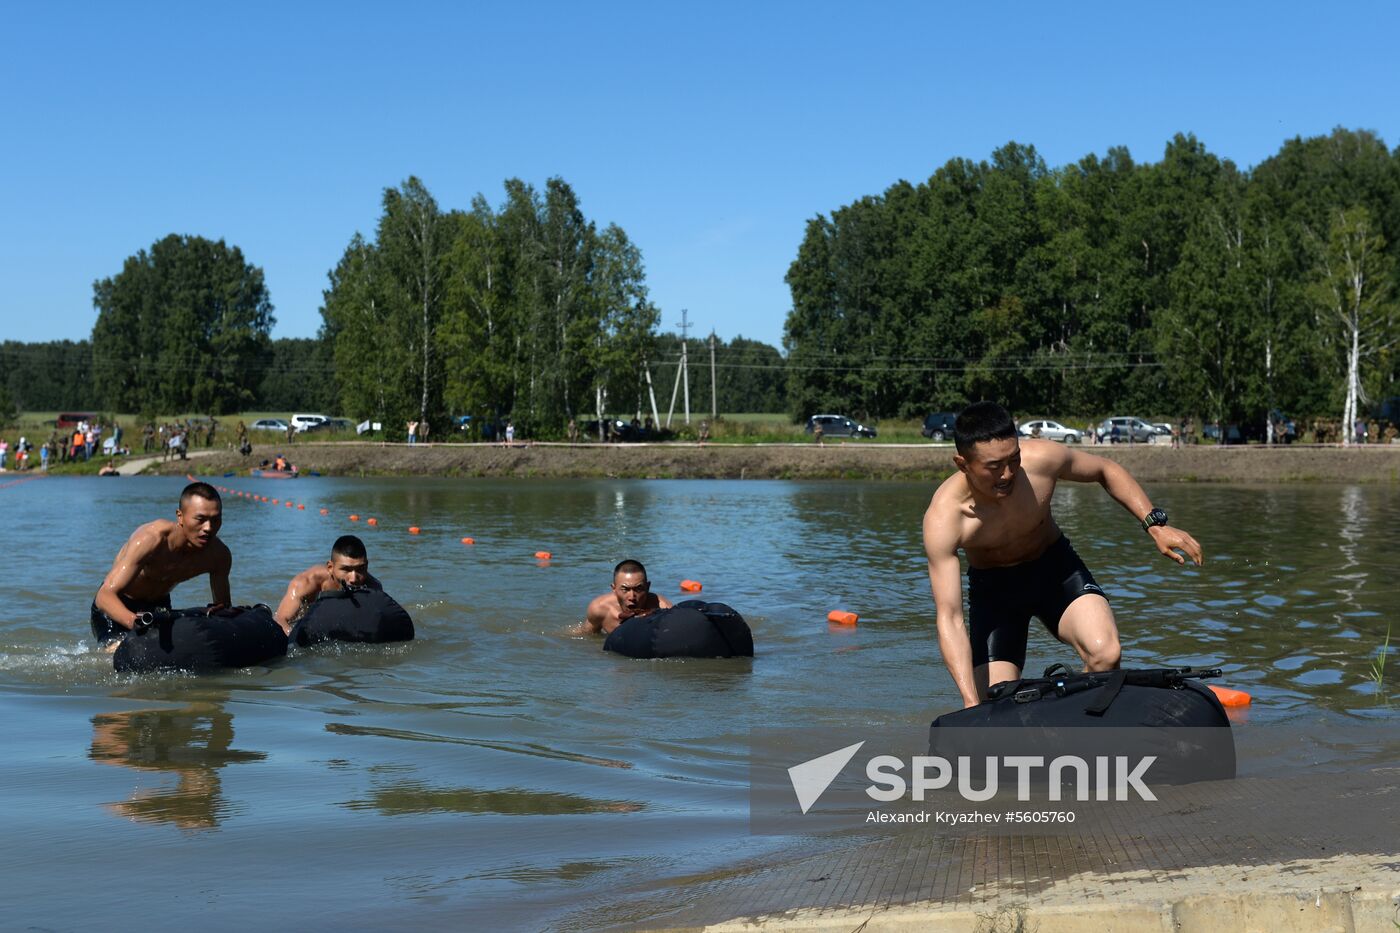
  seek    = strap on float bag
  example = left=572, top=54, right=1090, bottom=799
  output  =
left=1084, top=666, right=1224, bottom=716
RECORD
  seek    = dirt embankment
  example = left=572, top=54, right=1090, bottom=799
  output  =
left=151, top=441, right=1400, bottom=483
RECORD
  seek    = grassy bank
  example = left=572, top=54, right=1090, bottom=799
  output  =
left=142, top=440, right=1400, bottom=483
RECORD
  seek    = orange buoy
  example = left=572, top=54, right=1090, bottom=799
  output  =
left=297, top=504, right=305, bottom=510
left=827, top=610, right=859, bottom=626
left=680, top=580, right=703, bottom=592
left=461, top=537, right=475, bottom=545
left=408, top=526, right=419, bottom=535
left=285, top=501, right=293, bottom=508
left=1208, top=684, right=1252, bottom=707
left=349, top=514, right=359, bottom=521
left=367, top=517, right=378, bottom=526
left=319, top=508, right=328, bottom=515
left=534, top=550, right=552, bottom=560
left=272, top=499, right=279, bottom=505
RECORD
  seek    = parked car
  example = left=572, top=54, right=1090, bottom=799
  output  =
left=580, top=419, right=643, bottom=441
left=1018, top=419, right=1082, bottom=443
left=1095, top=416, right=1156, bottom=444
left=250, top=418, right=290, bottom=432
left=56, top=412, right=99, bottom=431
left=1152, top=423, right=1174, bottom=436
left=305, top=418, right=353, bottom=434
left=805, top=414, right=877, bottom=438
left=290, top=413, right=330, bottom=433
left=921, top=412, right=959, bottom=441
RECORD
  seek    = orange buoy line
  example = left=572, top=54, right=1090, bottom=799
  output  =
left=461, top=537, right=475, bottom=545
left=408, top=526, right=420, bottom=535
left=367, top=517, right=378, bottom=526
left=535, top=550, right=553, bottom=559
left=680, top=580, right=703, bottom=593
left=827, top=610, right=859, bottom=626
left=1208, top=684, right=1252, bottom=707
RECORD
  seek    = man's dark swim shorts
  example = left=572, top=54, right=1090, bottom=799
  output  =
left=90, top=593, right=172, bottom=644
left=967, top=535, right=1106, bottom=669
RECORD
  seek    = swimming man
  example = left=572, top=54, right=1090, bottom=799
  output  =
left=92, top=481, right=232, bottom=645
left=576, top=559, right=673, bottom=635
left=273, top=534, right=382, bottom=633
left=922, top=402, right=1203, bottom=708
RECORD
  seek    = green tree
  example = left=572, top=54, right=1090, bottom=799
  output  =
left=91, top=235, right=274, bottom=414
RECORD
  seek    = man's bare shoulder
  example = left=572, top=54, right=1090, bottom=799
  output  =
left=924, top=473, right=972, bottom=553
left=295, top=564, right=332, bottom=587
left=1018, top=437, right=1070, bottom=473
left=585, top=592, right=613, bottom=615
left=122, top=519, right=175, bottom=555
left=926, top=471, right=971, bottom=519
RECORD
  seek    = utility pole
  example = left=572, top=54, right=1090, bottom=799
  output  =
left=709, top=331, right=718, bottom=422
left=666, top=308, right=693, bottom=427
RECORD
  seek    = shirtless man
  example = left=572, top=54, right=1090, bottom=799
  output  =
left=923, top=402, right=1203, bottom=708
left=576, top=559, right=673, bottom=635
left=92, top=482, right=232, bottom=645
left=273, top=534, right=382, bottom=633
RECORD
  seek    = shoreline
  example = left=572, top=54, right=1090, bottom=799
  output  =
left=144, top=440, right=1400, bottom=483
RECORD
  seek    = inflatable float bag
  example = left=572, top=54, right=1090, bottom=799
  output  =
left=291, top=587, right=415, bottom=646
left=114, top=605, right=288, bottom=673
left=604, top=600, right=753, bottom=658
left=930, top=667, right=1235, bottom=785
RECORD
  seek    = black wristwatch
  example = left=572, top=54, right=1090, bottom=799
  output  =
left=1141, top=508, right=1169, bottom=532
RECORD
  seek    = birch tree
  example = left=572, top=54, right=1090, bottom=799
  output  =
left=1307, top=208, right=1397, bottom=444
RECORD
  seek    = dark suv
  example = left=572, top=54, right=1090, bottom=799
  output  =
left=805, top=414, right=877, bottom=438
left=922, top=412, right=958, bottom=441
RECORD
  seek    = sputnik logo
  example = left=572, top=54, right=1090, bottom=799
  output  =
left=787, top=741, right=865, bottom=814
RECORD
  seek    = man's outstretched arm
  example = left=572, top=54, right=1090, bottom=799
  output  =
left=1055, top=445, right=1204, bottom=566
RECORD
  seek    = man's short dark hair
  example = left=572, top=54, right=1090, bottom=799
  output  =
left=954, top=402, right=1019, bottom=455
left=179, top=481, right=221, bottom=509
left=613, top=559, right=647, bottom=580
left=332, top=535, right=368, bottom=561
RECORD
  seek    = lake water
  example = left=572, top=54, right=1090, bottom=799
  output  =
left=1, top=475, right=1397, bottom=930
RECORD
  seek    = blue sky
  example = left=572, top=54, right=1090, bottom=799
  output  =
left=3, top=0, right=1397, bottom=349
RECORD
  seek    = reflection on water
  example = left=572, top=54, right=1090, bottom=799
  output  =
left=346, top=782, right=643, bottom=816
left=88, top=700, right=263, bottom=831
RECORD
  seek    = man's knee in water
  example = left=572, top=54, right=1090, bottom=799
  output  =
left=1081, top=633, right=1121, bottom=671
left=1057, top=595, right=1120, bottom=670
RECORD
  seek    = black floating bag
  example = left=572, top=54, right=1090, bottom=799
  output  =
left=114, top=605, right=288, bottom=673
left=290, top=587, right=414, bottom=647
left=930, top=667, right=1235, bottom=785
left=604, top=600, right=754, bottom=658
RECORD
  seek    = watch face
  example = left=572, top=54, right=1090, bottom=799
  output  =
left=1146, top=509, right=1168, bottom=527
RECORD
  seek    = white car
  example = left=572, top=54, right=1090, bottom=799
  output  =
left=290, top=413, right=330, bottom=433
left=1018, top=419, right=1082, bottom=443
left=250, top=418, right=290, bottom=432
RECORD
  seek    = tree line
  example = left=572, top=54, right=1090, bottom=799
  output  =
left=5, top=129, right=1397, bottom=436
left=784, top=128, right=1400, bottom=431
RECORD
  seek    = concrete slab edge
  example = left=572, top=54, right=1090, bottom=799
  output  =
left=684, top=885, right=1400, bottom=933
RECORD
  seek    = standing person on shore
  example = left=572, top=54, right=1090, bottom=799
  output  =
left=91, top=482, right=232, bottom=646
left=922, top=402, right=1203, bottom=708
left=567, top=418, right=578, bottom=444
left=419, top=420, right=430, bottom=445
left=407, top=420, right=418, bottom=445
left=505, top=421, right=514, bottom=446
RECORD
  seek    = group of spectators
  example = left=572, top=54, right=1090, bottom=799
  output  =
left=141, top=418, right=219, bottom=456
left=0, top=418, right=131, bottom=472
